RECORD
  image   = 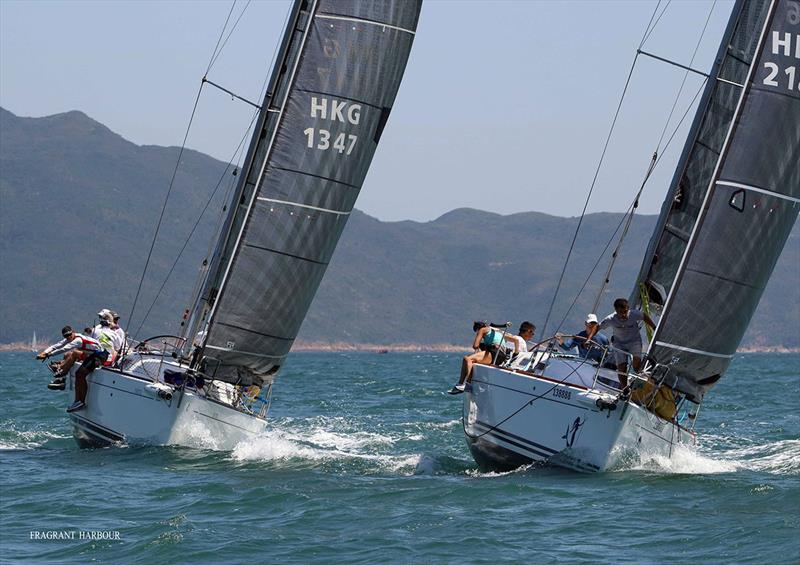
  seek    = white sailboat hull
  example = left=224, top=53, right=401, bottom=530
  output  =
left=463, top=359, right=694, bottom=473
left=63, top=358, right=266, bottom=450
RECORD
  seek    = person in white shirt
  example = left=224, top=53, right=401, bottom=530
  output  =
left=37, top=324, right=109, bottom=411
left=507, top=321, right=536, bottom=354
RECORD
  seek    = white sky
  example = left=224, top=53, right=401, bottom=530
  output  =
left=0, top=0, right=733, bottom=221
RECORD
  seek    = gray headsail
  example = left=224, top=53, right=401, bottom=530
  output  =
left=187, top=0, right=422, bottom=386
left=634, top=0, right=799, bottom=401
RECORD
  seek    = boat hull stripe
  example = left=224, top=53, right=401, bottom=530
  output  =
left=70, top=415, right=124, bottom=443
left=474, top=420, right=559, bottom=456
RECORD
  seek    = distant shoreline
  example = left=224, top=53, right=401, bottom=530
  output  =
left=4, top=340, right=797, bottom=354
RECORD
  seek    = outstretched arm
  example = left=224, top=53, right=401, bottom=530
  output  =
left=643, top=312, right=656, bottom=331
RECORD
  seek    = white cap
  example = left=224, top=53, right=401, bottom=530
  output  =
left=97, top=308, right=113, bottom=321
left=585, top=313, right=598, bottom=324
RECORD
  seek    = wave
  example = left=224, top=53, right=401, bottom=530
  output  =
left=0, top=422, right=69, bottom=450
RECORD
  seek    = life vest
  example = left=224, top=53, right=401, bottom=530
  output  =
left=481, top=329, right=503, bottom=349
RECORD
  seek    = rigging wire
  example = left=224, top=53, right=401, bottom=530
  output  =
left=126, top=84, right=206, bottom=336
left=205, top=0, right=238, bottom=76
left=207, top=1, right=253, bottom=73
left=641, top=1, right=673, bottom=48
left=539, top=2, right=666, bottom=338
left=131, top=113, right=260, bottom=338
left=654, top=0, right=717, bottom=152
left=587, top=3, right=716, bottom=312
left=552, top=76, right=708, bottom=334
left=128, top=0, right=288, bottom=338
left=539, top=53, right=640, bottom=338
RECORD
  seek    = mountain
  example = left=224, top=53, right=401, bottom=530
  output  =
left=1, top=108, right=798, bottom=349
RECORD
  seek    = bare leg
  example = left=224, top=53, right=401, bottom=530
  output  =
left=458, top=355, right=471, bottom=386
left=466, top=351, right=492, bottom=383
left=75, top=367, right=89, bottom=403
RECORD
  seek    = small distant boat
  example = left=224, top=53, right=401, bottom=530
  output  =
left=30, top=331, right=37, bottom=353
left=378, top=349, right=389, bottom=355
left=463, top=0, right=799, bottom=473
left=55, top=0, right=422, bottom=449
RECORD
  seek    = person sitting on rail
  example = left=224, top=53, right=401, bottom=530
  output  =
left=448, top=321, right=513, bottom=395
left=37, top=324, right=112, bottom=411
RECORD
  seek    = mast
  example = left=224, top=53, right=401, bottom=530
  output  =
left=187, top=0, right=422, bottom=386
left=183, top=0, right=308, bottom=353
left=637, top=0, right=799, bottom=401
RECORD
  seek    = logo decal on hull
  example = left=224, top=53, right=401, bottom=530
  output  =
left=562, top=417, right=584, bottom=447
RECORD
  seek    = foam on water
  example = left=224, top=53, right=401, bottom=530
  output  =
left=627, top=443, right=741, bottom=474
left=0, top=421, right=68, bottom=450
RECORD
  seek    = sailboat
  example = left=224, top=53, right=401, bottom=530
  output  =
left=462, top=0, right=798, bottom=472
left=60, top=0, right=422, bottom=448
left=30, top=332, right=37, bottom=353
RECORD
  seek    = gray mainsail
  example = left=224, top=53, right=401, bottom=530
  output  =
left=634, top=0, right=799, bottom=401
left=187, top=0, right=422, bottom=385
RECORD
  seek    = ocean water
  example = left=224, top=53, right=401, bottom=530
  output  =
left=1, top=352, right=798, bottom=563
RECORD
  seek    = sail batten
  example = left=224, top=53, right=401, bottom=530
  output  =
left=635, top=0, right=799, bottom=401
left=188, top=0, right=422, bottom=386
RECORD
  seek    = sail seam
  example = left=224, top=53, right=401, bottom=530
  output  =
left=271, top=166, right=361, bottom=190
left=694, top=138, right=721, bottom=156
left=749, top=85, right=800, bottom=102
left=685, top=267, right=761, bottom=290
left=243, top=242, right=330, bottom=266
left=256, top=196, right=351, bottom=215
left=716, top=180, right=800, bottom=204
left=204, top=345, right=289, bottom=360
left=316, top=14, right=416, bottom=35
left=213, top=322, right=294, bottom=341
left=654, top=341, right=734, bottom=359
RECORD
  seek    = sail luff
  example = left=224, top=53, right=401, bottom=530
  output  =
left=631, top=0, right=748, bottom=306
left=200, top=0, right=321, bottom=350
left=650, top=0, right=778, bottom=347
left=194, top=0, right=422, bottom=385
left=643, top=0, right=800, bottom=401
left=183, top=0, right=308, bottom=352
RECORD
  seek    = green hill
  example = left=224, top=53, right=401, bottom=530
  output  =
left=1, top=108, right=797, bottom=349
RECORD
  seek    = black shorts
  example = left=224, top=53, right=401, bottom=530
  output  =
left=82, top=350, right=109, bottom=371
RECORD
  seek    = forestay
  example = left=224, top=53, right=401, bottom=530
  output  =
left=190, top=0, right=422, bottom=386
left=635, top=0, right=799, bottom=401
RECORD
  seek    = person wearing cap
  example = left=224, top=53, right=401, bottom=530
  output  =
left=586, top=298, right=656, bottom=389
left=107, top=310, right=126, bottom=362
left=91, top=310, right=119, bottom=365
left=556, top=314, right=610, bottom=364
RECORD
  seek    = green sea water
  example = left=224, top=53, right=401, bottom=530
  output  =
left=1, top=352, right=798, bottom=563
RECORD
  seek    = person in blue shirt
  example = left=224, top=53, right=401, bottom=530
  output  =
left=556, top=314, right=611, bottom=365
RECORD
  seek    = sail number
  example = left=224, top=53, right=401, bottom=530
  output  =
left=763, top=31, right=800, bottom=91
left=304, top=96, right=361, bottom=156
left=304, top=128, right=357, bottom=155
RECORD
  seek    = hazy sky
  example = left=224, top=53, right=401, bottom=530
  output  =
left=1, top=0, right=732, bottom=222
